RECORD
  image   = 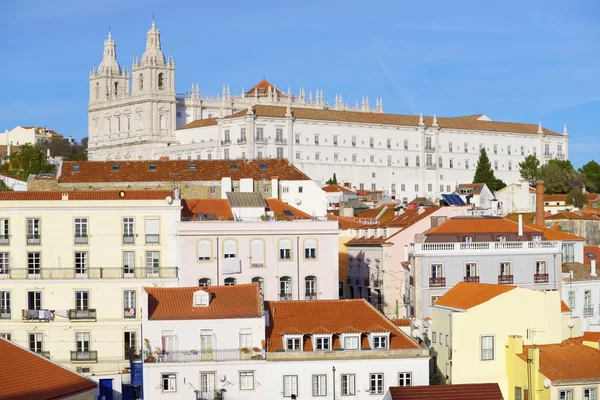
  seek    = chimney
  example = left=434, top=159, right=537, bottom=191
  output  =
left=592, top=260, right=597, bottom=277
left=518, top=214, right=523, bottom=237
left=404, top=245, right=409, bottom=261
left=536, top=180, right=545, bottom=226
left=271, top=176, right=278, bottom=198
left=221, top=177, right=232, bottom=199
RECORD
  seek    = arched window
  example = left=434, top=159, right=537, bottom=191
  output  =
left=198, top=278, right=211, bottom=287
left=117, top=117, right=121, bottom=132
left=279, top=238, right=292, bottom=260
left=279, top=276, right=292, bottom=300
left=95, top=82, right=99, bottom=100
left=138, top=74, right=144, bottom=91
left=158, top=73, right=164, bottom=90
left=159, top=114, right=164, bottom=129
left=250, top=239, right=265, bottom=267
left=252, top=277, right=264, bottom=299
left=114, top=82, right=119, bottom=98
left=224, top=277, right=236, bottom=286
left=305, top=276, right=317, bottom=299
left=304, top=239, right=317, bottom=260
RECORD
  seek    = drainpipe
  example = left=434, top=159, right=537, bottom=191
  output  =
left=216, top=237, right=220, bottom=285
left=332, top=366, right=336, bottom=400
left=297, top=236, right=300, bottom=300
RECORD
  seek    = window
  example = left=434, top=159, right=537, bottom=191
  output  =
left=279, top=239, right=292, bottom=260
left=351, top=136, right=357, bottom=147
left=558, top=144, right=563, bottom=156
left=123, top=218, right=134, bottom=244
left=304, top=239, right=317, bottom=259
left=369, top=137, right=374, bottom=148
left=197, top=240, right=211, bottom=261
left=431, top=264, right=443, bottom=278
left=415, top=184, right=419, bottom=192
left=373, top=335, right=388, bottom=349
left=499, top=262, right=511, bottom=276
left=0, top=253, right=8, bottom=275
left=122, top=251, right=135, bottom=275
left=480, top=335, right=494, bottom=360
left=145, top=251, right=159, bottom=275
left=515, top=387, right=522, bottom=400
left=239, top=328, right=252, bottom=350
left=27, top=252, right=40, bottom=276
left=124, top=331, right=137, bottom=359
left=75, top=252, right=88, bottom=275
left=0, top=219, right=8, bottom=244
left=199, top=278, right=211, bottom=287
left=124, top=290, right=136, bottom=318
left=401, top=184, right=406, bottom=192
left=277, top=147, right=284, bottom=159
left=314, top=135, right=319, bottom=145
left=75, top=291, right=88, bottom=311
left=584, top=388, right=596, bottom=400
left=296, top=152, right=301, bottom=160
left=312, top=374, right=327, bottom=396
left=298, top=186, right=303, bottom=194
left=283, top=375, right=298, bottom=397
left=371, top=183, right=376, bottom=190
left=370, top=155, right=375, bottom=163
left=464, top=142, right=468, bottom=153
left=404, top=157, right=409, bottom=167
left=74, top=217, right=88, bottom=244
left=334, top=135, right=339, bottom=146
left=404, top=139, right=409, bottom=150
left=0, top=333, right=10, bottom=340
left=223, top=239, right=237, bottom=258
left=432, top=332, right=437, bottom=343
left=200, top=329, right=213, bottom=353
left=224, top=277, right=236, bottom=286
left=416, top=155, right=420, bottom=167
left=438, top=156, right=442, bottom=168
left=533, top=146, right=537, bottom=156
left=305, top=276, right=317, bottom=299
left=427, top=184, right=432, bottom=192
left=161, top=373, right=177, bottom=393
left=508, top=161, right=512, bottom=171
left=250, top=239, right=264, bottom=267
left=446, top=335, right=449, bottom=347
left=286, top=337, right=301, bottom=351
left=29, top=332, right=43, bottom=353
left=494, top=161, right=498, bottom=170
left=239, top=371, right=254, bottom=390
left=352, top=154, right=357, bottom=162
left=398, top=372, right=412, bottom=386
left=144, top=217, right=159, bottom=244
left=465, top=263, right=477, bottom=277
left=493, top=144, right=498, bottom=154
left=449, top=159, right=454, bottom=169
left=27, top=218, right=40, bottom=245
left=391, top=183, right=396, bottom=193
left=315, top=336, right=330, bottom=351
left=370, top=373, right=384, bottom=394
left=334, top=153, right=339, bottom=162
left=387, top=138, right=391, bottom=149
left=344, top=335, right=359, bottom=350
left=28, top=291, right=41, bottom=311
left=76, top=332, right=90, bottom=354
left=0, top=291, right=10, bottom=318
left=200, top=373, right=215, bottom=397
left=536, top=261, right=547, bottom=274
left=559, top=390, right=573, bottom=400
left=280, top=276, right=292, bottom=300
left=338, top=374, right=355, bottom=396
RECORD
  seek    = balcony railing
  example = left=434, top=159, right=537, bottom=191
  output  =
left=74, top=235, right=88, bottom=245
left=410, top=241, right=560, bottom=255
left=0, top=235, right=9, bottom=245
left=425, top=146, right=436, bottom=152
left=305, top=293, right=317, bottom=300
left=255, top=136, right=268, bottom=144
left=27, top=235, right=41, bottom=245
left=145, top=234, right=160, bottom=244
left=429, top=277, right=446, bottom=287
left=237, top=137, right=247, bottom=144
left=124, top=308, right=136, bottom=318
left=0, top=308, right=10, bottom=319
left=279, top=294, right=292, bottom=301
left=68, top=309, right=97, bottom=321
left=583, top=306, right=594, bottom=318
left=498, top=275, right=514, bottom=284
left=33, top=350, right=50, bottom=358
left=22, top=309, right=53, bottom=321
left=534, top=273, right=549, bottom=283
left=425, top=163, right=437, bottom=170
left=221, top=139, right=231, bottom=146
left=71, top=351, right=98, bottom=362
left=146, top=348, right=266, bottom=363
left=464, top=276, right=480, bottom=283
left=123, top=234, right=135, bottom=244
left=275, top=137, right=287, bottom=144
left=1, top=267, right=178, bottom=280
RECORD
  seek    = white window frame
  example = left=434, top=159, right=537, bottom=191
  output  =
left=314, top=335, right=331, bottom=351
left=304, top=239, right=317, bottom=260
left=584, top=387, right=596, bottom=400
left=535, top=260, right=547, bottom=274
left=145, top=251, right=160, bottom=275
left=312, top=374, right=327, bottom=396
left=398, top=372, right=412, bottom=386
left=279, top=239, right=292, bottom=260
left=341, top=374, right=355, bottom=396
left=480, top=335, right=495, bottom=361
left=283, top=375, right=298, bottom=397
left=343, top=334, right=359, bottom=350
left=197, top=240, right=212, bottom=261
left=369, top=373, right=384, bottom=394
left=123, top=251, right=135, bottom=275
left=223, top=239, right=237, bottom=259
left=124, top=290, right=136, bottom=318
left=465, top=262, right=477, bottom=277
left=75, top=252, right=88, bottom=275
left=74, top=218, right=88, bottom=243
left=559, top=390, right=573, bottom=400
left=499, top=261, right=511, bottom=276
left=372, top=334, right=388, bottom=349
left=250, top=239, right=264, bottom=267
left=239, top=328, right=252, bottom=350
left=285, top=335, right=302, bottom=352
left=0, top=253, right=9, bottom=275
left=239, top=371, right=254, bottom=390
left=161, top=373, right=177, bottom=393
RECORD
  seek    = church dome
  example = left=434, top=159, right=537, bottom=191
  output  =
left=141, top=21, right=166, bottom=66
left=98, top=31, right=121, bottom=74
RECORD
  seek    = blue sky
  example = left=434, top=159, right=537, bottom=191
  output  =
left=0, top=0, right=598, bottom=166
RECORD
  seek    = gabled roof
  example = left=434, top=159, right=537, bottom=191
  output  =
left=0, top=337, right=97, bottom=400
left=355, top=203, right=398, bottom=221
left=584, top=246, right=600, bottom=265
left=387, top=383, right=504, bottom=400
left=0, top=190, right=174, bottom=201
left=456, top=183, right=486, bottom=195
left=226, top=192, right=266, bottom=208
left=327, top=214, right=375, bottom=230
left=408, top=197, right=436, bottom=206
left=60, top=159, right=310, bottom=183
left=390, top=318, right=411, bottom=327
left=562, top=262, right=600, bottom=282
left=146, top=284, right=262, bottom=320
left=266, top=198, right=312, bottom=220
left=524, top=224, right=585, bottom=241
left=434, top=282, right=516, bottom=310
left=504, top=212, right=536, bottom=224
left=178, top=117, right=219, bottom=130
left=245, top=79, right=286, bottom=96
left=545, top=211, right=599, bottom=221
left=518, top=338, right=600, bottom=382
left=264, top=299, right=420, bottom=351
left=582, top=331, right=600, bottom=342
left=322, top=183, right=354, bottom=194
left=181, top=199, right=233, bottom=221
left=426, top=217, right=541, bottom=235
left=380, top=206, right=440, bottom=228
left=561, top=300, right=571, bottom=313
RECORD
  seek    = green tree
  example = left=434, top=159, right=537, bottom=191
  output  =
left=539, top=158, right=582, bottom=194
left=580, top=160, right=600, bottom=193
left=325, top=173, right=338, bottom=185
left=565, top=189, right=589, bottom=209
left=9, top=144, right=54, bottom=180
left=41, top=137, right=87, bottom=161
left=518, top=155, right=540, bottom=186
left=472, top=148, right=506, bottom=192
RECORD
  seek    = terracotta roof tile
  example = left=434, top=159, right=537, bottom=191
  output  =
left=504, top=213, right=537, bottom=224
left=387, top=383, right=504, bottom=400
left=426, top=217, right=541, bottom=235
left=456, top=183, right=485, bottom=195
left=322, top=184, right=354, bottom=193
left=264, top=299, right=420, bottom=352
left=178, top=117, right=218, bottom=130
left=0, top=190, right=174, bottom=201
left=546, top=211, right=599, bottom=221
left=245, top=79, right=286, bottom=97
left=146, top=284, right=262, bottom=320
left=518, top=338, right=600, bottom=381
left=60, top=159, right=310, bottom=184
left=0, top=338, right=97, bottom=400
left=181, top=199, right=233, bottom=220
left=390, top=318, right=411, bottom=327
left=562, top=262, right=600, bottom=282
left=584, top=246, right=600, bottom=265
left=561, top=300, right=570, bottom=313
left=356, top=203, right=398, bottom=219
left=265, top=198, right=312, bottom=220
left=523, top=224, right=585, bottom=241
left=327, top=214, right=375, bottom=230
left=434, top=282, right=517, bottom=310
left=381, top=206, right=440, bottom=228
left=582, top=331, right=600, bottom=342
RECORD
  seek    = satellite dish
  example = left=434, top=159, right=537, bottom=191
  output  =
left=295, top=198, right=302, bottom=206
left=219, top=374, right=227, bottom=383
left=411, top=329, right=420, bottom=338
left=165, top=196, right=173, bottom=205
left=567, top=319, right=575, bottom=329
left=543, top=378, right=551, bottom=388
left=413, top=320, right=421, bottom=329
left=119, top=191, right=125, bottom=198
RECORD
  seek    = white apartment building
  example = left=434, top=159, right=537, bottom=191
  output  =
left=0, top=190, right=181, bottom=384
left=87, top=24, right=570, bottom=202
left=563, top=259, right=600, bottom=331
left=178, top=195, right=339, bottom=301
left=141, top=285, right=429, bottom=400
left=0, top=125, right=62, bottom=148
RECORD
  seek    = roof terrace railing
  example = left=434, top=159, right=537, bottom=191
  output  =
left=410, top=241, right=560, bottom=255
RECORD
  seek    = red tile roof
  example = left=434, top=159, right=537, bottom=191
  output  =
left=381, top=206, right=440, bottom=228
left=456, top=183, right=486, bottom=195
left=524, top=224, right=585, bottom=241
left=0, top=190, right=174, bottom=201
left=178, top=117, right=219, bottom=130
left=264, top=299, right=420, bottom=352
left=0, top=338, right=97, bottom=400
left=426, top=217, right=541, bottom=235
left=182, top=199, right=233, bottom=220
left=561, top=300, right=570, bottom=313
left=545, top=211, right=599, bottom=221
left=518, top=338, right=600, bottom=381
left=387, top=383, right=504, bottom=400
left=582, top=331, right=600, bottom=342
left=434, top=282, right=516, bottom=310
left=60, top=159, right=310, bottom=183
left=266, top=198, right=313, bottom=220
left=584, top=246, right=600, bottom=265
left=504, top=213, right=537, bottom=224
left=245, top=79, right=286, bottom=96
left=390, top=318, right=411, bottom=327
left=322, top=183, right=354, bottom=194
left=146, top=284, right=262, bottom=320
left=355, top=203, right=398, bottom=221
left=327, top=214, right=375, bottom=230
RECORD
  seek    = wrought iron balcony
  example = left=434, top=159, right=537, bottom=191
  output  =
left=464, top=276, right=480, bottom=283
left=22, top=309, right=52, bottom=321
left=221, top=139, right=232, bottom=146
left=583, top=306, right=594, bottom=318
left=498, top=275, right=514, bottom=284
left=0, top=308, right=10, bottom=319
left=74, top=235, right=88, bottom=245
left=68, top=309, right=97, bottom=321
left=255, top=136, right=268, bottom=144
left=425, top=163, right=437, bottom=170
left=279, top=294, right=292, bottom=301
left=275, top=137, right=287, bottom=145
left=1, top=267, right=178, bottom=280
left=27, top=235, right=41, bottom=245
left=534, top=273, right=549, bottom=283
left=429, top=277, right=446, bottom=287
left=0, top=235, right=9, bottom=245
left=237, top=137, right=247, bottom=144
left=305, top=293, right=317, bottom=300
left=145, top=234, right=160, bottom=244
left=122, top=234, right=135, bottom=244
left=425, top=146, right=436, bottom=152
left=71, top=350, right=98, bottom=362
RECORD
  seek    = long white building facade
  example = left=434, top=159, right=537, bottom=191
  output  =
left=88, top=22, right=570, bottom=201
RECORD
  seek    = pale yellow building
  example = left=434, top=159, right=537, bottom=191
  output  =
left=0, top=190, right=181, bottom=379
left=430, top=282, right=580, bottom=398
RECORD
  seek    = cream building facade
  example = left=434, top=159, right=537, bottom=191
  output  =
left=0, top=191, right=181, bottom=381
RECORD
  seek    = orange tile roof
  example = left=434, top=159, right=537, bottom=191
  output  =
left=434, top=282, right=516, bottom=310
left=182, top=199, right=233, bottom=220
left=178, top=117, right=219, bottom=130
left=0, top=338, right=97, bottom=400
left=264, top=299, right=420, bottom=351
left=387, top=383, right=504, bottom=400
left=245, top=79, right=286, bottom=96
left=146, top=284, right=262, bottom=320
left=518, top=338, right=600, bottom=381
left=266, top=198, right=312, bottom=220
left=582, top=331, right=600, bottom=342
left=322, top=183, right=354, bottom=193
left=0, top=190, right=174, bottom=201
left=60, top=159, right=310, bottom=183
left=456, top=183, right=485, bottom=195
left=560, top=300, right=570, bottom=313
left=327, top=214, right=375, bottom=230
left=545, top=211, right=599, bottom=221
left=544, top=194, right=568, bottom=203
left=356, top=203, right=398, bottom=220
left=562, top=262, right=600, bottom=282
left=381, top=206, right=440, bottom=228
left=524, top=224, right=585, bottom=241
left=426, top=217, right=541, bottom=235
left=504, top=212, right=536, bottom=224
left=390, top=318, right=411, bottom=327
left=584, top=246, right=600, bottom=265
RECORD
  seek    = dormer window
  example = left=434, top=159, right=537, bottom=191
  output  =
left=193, top=290, right=210, bottom=307
left=373, top=335, right=388, bottom=349
left=284, top=335, right=302, bottom=352
left=313, top=335, right=332, bottom=351
left=343, top=334, right=360, bottom=350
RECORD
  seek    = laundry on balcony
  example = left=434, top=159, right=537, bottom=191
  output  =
left=222, top=258, right=241, bottom=274
left=22, top=309, right=53, bottom=321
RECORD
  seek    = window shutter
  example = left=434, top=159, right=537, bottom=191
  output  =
left=251, top=240, right=264, bottom=266
left=145, top=218, right=159, bottom=235
left=198, top=240, right=211, bottom=259
left=224, top=240, right=237, bottom=256
left=280, top=239, right=292, bottom=250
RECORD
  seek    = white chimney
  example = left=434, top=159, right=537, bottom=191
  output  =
left=404, top=245, right=409, bottom=261
left=271, top=177, right=278, bottom=198
left=61, top=193, right=69, bottom=201
left=518, top=214, right=523, bottom=237
left=592, top=260, right=597, bottom=277
left=221, top=177, right=232, bottom=199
